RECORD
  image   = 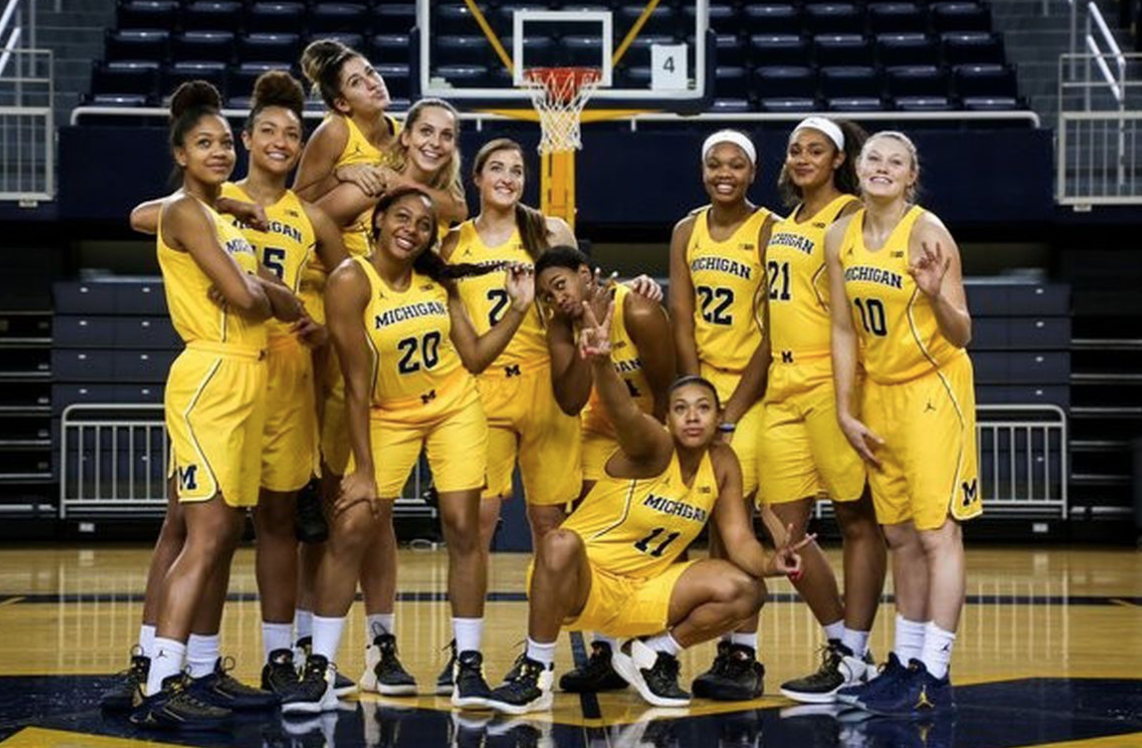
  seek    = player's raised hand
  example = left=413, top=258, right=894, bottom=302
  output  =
left=625, top=273, right=664, bottom=303
left=219, top=199, right=269, bottom=232
left=336, top=470, right=378, bottom=517
left=504, top=261, right=535, bottom=311
left=766, top=522, right=817, bottom=578
left=838, top=412, right=884, bottom=469
left=578, top=298, right=614, bottom=361
left=908, top=240, right=951, bottom=298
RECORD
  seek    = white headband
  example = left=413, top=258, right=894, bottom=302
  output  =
left=702, top=130, right=756, bottom=166
left=791, top=117, right=845, bottom=151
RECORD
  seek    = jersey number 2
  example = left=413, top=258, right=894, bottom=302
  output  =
left=634, top=527, right=681, bottom=558
left=397, top=331, right=442, bottom=374
left=696, top=286, right=734, bottom=325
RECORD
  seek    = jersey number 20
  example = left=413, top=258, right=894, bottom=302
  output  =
left=397, top=331, right=442, bottom=373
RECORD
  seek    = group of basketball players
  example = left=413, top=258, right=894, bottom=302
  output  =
left=97, top=35, right=982, bottom=732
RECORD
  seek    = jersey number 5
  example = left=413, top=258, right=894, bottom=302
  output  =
left=261, top=246, right=287, bottom=280
left=487, top=289, right=510, bottom=327
left=696, top=285, right=734, bottom=325
left=397, top=331, right=442, bottom=374
left=633, top=527, right=681, bottom=558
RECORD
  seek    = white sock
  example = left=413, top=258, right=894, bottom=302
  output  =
left=453, top=617, right=483, bottom=654
left=893, top=614, right=927, bottom=665
left=525, top=638, right=556, bottom=668
left=146, top=638, right=186, bottom=696
left=312, top=614, right=346, bottom=662
left=294, top=609, right=313, bottom=643
left=367, top=613, right=396, bottom=640
left=262, top=621, right=294, bottom=663
left=823, top=619, right=845, bottom=642
left=138, top=624, right=157, bottom=659
left=644, top=632, right=681, bottom=657
left=592, top=633, right=616, bottom=648
left=186, top=633, right=219, bottom=678
left=841, top=627, right=870, bottom=657
left=730, top=632, right=757, bottom=651
left=919, top=622, right=956, bottom=680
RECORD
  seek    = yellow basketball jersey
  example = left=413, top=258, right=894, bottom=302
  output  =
left=581, top=285, right=655, bottom=437
left=448, top=220, right=548, bottom=368
left=158, top=197, right=266, bottom=350
left=334, top=113, right=402, bottom=257
left=839, top=206, right=964, bottom=384
left=356, top=257, right=469, bottom=414
left=220, top=182, right=315, bottom=341
left=767, top=194, right=859, bottom=358
left=563, top=449, right=719, bottom=578
left=686, top=207, right=769, bottom=373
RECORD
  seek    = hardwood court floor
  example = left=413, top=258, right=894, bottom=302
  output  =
left=0, top=545, right=1140, bottom=747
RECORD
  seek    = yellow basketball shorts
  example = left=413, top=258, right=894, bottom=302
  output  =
left=165, top=343, right=267, bottom=508
left=581, top=429, right=619, bottom=484
left=476, top=361, right=582, bottom=505
left=757, top=354, right=866, bottom=505
left=320, top=351, right=350, bottom=476
left=861, top=353, right=981, bottom=531
left=700, top=363, right=763, bottom=496
left=260, top=337, right=317, bottom=493
left=563, top=559, right=695, bottom=638
left=349, top=386, right=489, bottom=498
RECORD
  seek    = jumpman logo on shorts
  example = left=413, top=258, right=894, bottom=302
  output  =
left=421, top=390, right=437, bottom=404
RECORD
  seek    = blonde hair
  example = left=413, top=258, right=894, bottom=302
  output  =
left=385, top=98, right=462, bottom=193
left=859, top=130, right=921, bottom=202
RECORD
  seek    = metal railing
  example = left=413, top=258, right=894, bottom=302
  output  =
left=58, top=403, right=437, bottom=519
left=0, top=47, right=53, bottom=202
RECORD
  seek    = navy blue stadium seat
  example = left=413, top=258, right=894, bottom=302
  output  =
left=814, top=34, right=874, bottom=67
left=621, top=65, right=652, bottom=88
left=711, top=98, right=753, bottom=112
left=245, top=2, right=306, bottom=34
left=820, top=65, right=880, bottom=99
left=116, top=318, right=180, bottom=350
left=629, top=35, right=679, bottom=67
left=942, top=31, right=1005, bottom=65
left=750, top=35, right=811, bottom=67
left=310, top=3, right=367, bottom=34
left=868, top=3, right=926, bottom=34
left=876, top=33, right=939, bottom=67
left=932, top=2, right=991, bottom=32
left=692, top=4, right=735, bottom=33
left=619, top=5, right=679, bottom=36
left=318, top=33, right=364, bottom=52
left=501, top=36, right=558, bottom=67
left=755, top=65, right=815, bottom=99
left=954, top=63, right=1018, bottom=98
left=828, top=96, right=885, bottom=111
left=228, top=61, right=292, bottom=99
left=437, top=4, right=485, bottom=36
left=892, top=95, right=954, bottom=110
left=713, top=34, right=747, bottom=67
left=105, top=29, right=170, bottom=63
left=715, top=66, right=749, bottom=98
left=54, top=317, right=115, bottom=348
left=89, top=93, right=150, bottom=106
left=562, top=36, right=605, bottom=67
left=758, top=96, right=817, bottom=112
left=54, top=281, right=116, bottom=314
left=373, top=34, right=410, bottom=64
left=376, top=3, right=415, bottom=34
left=804, top=4, right=864, bottom=36
left=117, top=0, right=178, bottom=30
left=53, top=350, right=115, bottom=382
left=237, top=33, right=301, bottom=65
left=181, top=1, right=242, bottom=32
left=92, top=60, right=161, bottom=99
left=376, top=63, right=412, bottom=98
left=115, top=351, right=179, bottom=383
left=743, top=4, right=801, bottom=35
left=436, top=35, right=490, bottom=66
left=165, top=61, right=228, bottom=97
left=172, top=31, right=234, bottom=64
left=113, top=280, right=167, bottom=315
left=886, top=64, right=947, bottom=98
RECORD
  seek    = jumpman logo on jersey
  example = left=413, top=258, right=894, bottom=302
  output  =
left=924, top=401, right=936, bottom=413
left=892, top=250, right=905, bottom=258
left=915, top=685, right=934, bottom=710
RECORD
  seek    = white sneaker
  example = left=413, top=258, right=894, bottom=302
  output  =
left=611, top=639, right=691, bottom=708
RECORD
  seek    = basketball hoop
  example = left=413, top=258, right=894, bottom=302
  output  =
left=521, top=66, right=601, bottom=154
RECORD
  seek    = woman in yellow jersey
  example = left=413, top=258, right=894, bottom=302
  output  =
left=282, top=187, right=535, bottom=714
left=668, top=130, right=773, bottom=699
left=755, top=117, right=889, bottom=705
left=130, top=81, right=305, bottom=730
left=826, top=131, right=979, bottom=717
left=127, top=73, right=350, bottom=699
left=484, top=304, right=810, bottom=714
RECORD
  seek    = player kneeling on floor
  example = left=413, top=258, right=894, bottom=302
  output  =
left=486, top=302, right=811, bottom=714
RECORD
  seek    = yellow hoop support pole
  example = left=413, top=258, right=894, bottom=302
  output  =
left=541, top=150, right=577, bottom=231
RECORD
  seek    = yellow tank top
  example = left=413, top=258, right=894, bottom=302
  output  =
left=220, top=182, right=315, bottom=342
left=767, top=194, right=859, bottom=359
left=563, top=449, right=719, bottom=578
left=356, top=257, right=470, bottom=415
left=685, top=207, right=769, bottom=372
left=448, top=219, right=548, bottom=370
left=839, top=206, right=964, bottom=384
left=581, top=285, right=655, bottom=437
left=158, top=197, right=266, bottom=350
left=334, top=113, right=401, bottom=257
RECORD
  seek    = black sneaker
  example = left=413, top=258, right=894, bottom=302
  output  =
left=189, top=657, right=279, bottom=710
left=296, top=635, right=355, bottom=696
left=781, top=640, right=873, bottom=704
left=262, top=648, right=300, bottom=696
left=451, top=650, right=493, bottom=709
left=837, top=651, right=909, bottom=708
left=699, top=644, right=764, bottom=701
left=130, top=672, right=233, bottom=731
left=295, top=479, right=329, bottom=544
left=360, top=632, right=418, bottom=696
left=101, top=647, right=150, bottom=712
left=486, top=655, right=554, bottom=715
left=435, top=639, right=458, bottom=695
left=559, top=641, right=628, bottom=693
left=281, top=653, right=338, bottom=714
left=691, top=640, right=731, bottom=699
left=612, top=639, right=691, bottom=707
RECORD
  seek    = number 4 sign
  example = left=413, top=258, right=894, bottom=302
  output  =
left=650, top=43, right=688, bottom=91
